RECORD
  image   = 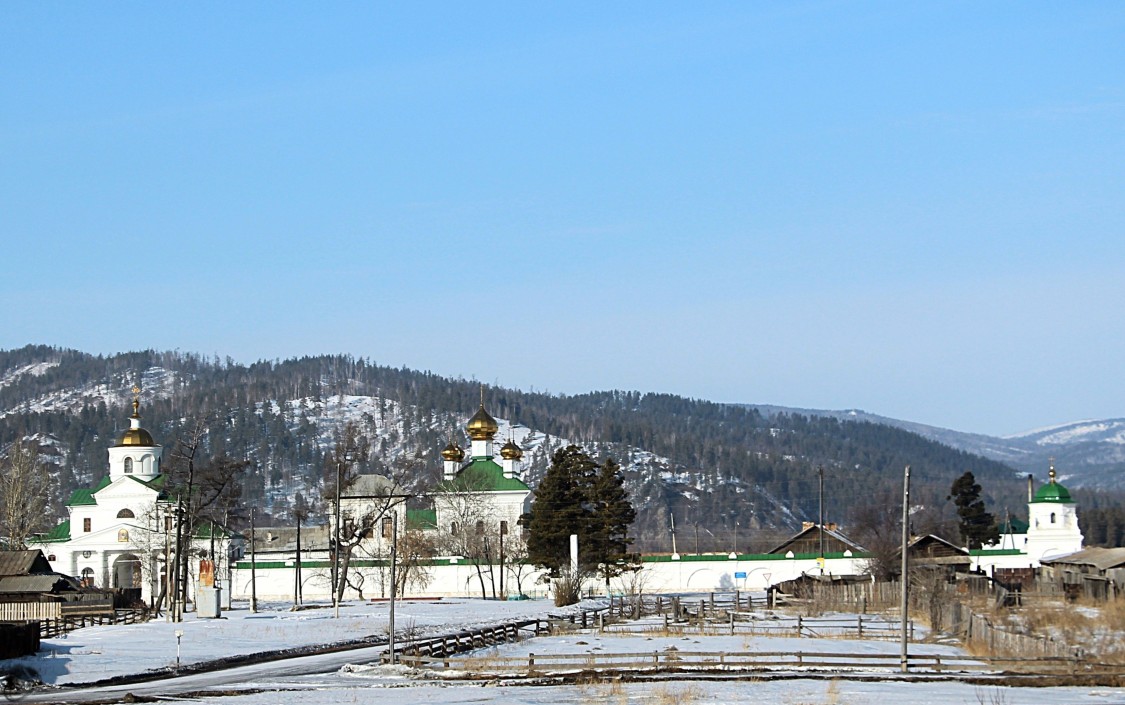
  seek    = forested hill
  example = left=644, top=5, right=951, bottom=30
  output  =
left=2, top=344, right=1107, bottom=550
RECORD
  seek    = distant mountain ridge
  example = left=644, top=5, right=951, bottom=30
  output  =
left=743, top=405, right=1125, bottom=490
left=0, top=344, right=1090, bottom=550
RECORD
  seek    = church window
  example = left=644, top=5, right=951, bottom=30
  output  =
left=165, top=515, right=173, bottom=531
left=80, top=568, right=94, bottom=587
left=450, top=522, right=459, bottom=536
left=48, top=554, right=56, bottom=562
left=124, top=458, right=133, bottom=474
left=83, top=518, right=91, bottom=532
left=117, top=508, right=135, bottom=519
left=382, top=517, right=393, bottom=540
left=1050, top=513, right=1057, bottom=524
left=500, top=520, right=509, bottom=536
left=475, top=520, right=485, bottom=535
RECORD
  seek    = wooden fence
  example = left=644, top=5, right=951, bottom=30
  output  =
left=764, top=579, right=1081, bottom=659
left=602, top=612, right=913, bottom=641
left=938, top=600, right=1075, bottom=659
left=398, top=648, right=1105, bottom=677
left=0, top=622, right=40, bottom=659
left=393, top=619, right=549, bottom=663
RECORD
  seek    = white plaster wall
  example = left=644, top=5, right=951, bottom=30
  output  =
left=229, top=554, right=872, bottom=601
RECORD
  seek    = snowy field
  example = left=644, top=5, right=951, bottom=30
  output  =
left=3, top=596, right=1125, bottom=704
left=5, top=597, right=580, bottom=685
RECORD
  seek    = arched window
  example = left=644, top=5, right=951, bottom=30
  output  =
left=80, top=567, right=95, bottom=587
left=117, top=528, right=129, bottom=542
left=1050, top=512, right=1057, bottom=524
left=124, top=457, right=133, bottom=474
left=117, top=508, right=135, bottom=519
left=475, top=520, right=485, bottom=535
left=450, top=522, right=459, bottom=536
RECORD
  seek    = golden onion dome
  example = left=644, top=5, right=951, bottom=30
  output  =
left=117, top=426, right=156, bottom=447
left=441, top=442, right=465, bottom=462
left=466, top=405, right=499, bottom=440
left=500, top=439, right=523, bottom=460
left=116, top=385, right=156, bottom=446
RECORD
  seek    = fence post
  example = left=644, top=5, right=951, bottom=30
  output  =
left=797, top=615, right=803, bottom=638
left=528, top=653, right=535, bottom=675
left=730, top=611, right=735, bottom=635
left=653, top=651, right=659, bottom=669
left=599, top=613, right=604, bottom=634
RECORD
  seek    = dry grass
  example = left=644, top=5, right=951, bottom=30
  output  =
left=989, top=596, right=1125, bottom=664
left=825, top=678, right=840, bottom=705
left=647, top=683, right=704, bottom=704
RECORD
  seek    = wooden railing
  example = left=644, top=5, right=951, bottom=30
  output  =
left=33, top=608, right=148, bottom=639
left=397, top=648, right=1106, bottom=677
left=602, top=612, right=913, bottom=641
left=390, top=619, right=549, bottom=663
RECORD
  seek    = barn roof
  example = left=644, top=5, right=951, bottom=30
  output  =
left=0, top=550, right=52, bottom=577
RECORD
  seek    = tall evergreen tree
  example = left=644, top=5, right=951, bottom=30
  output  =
left=949, top=471, right=999, bottom=549
left=524, top=445, right=638, bottom=589
left=523, top=445, right=597, bottom=574
left=587, top=456, right=637, bottom=588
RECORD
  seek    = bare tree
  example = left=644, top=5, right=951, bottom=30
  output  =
left=848, top=487, right=902, bottom=580
left=503, top=528, right=534, bottom=598
left=0, top=441, right=50, bottom=549
left=434, top=468, right=521, bottom=599
left=324, top=422, right=408, bottom=603
left=167, top=415, right=250, bottom=619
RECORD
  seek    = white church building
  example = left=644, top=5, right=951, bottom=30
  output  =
left=31, top=389, right=240, bottom=605
left=973, top=463, right=1084, bottom=573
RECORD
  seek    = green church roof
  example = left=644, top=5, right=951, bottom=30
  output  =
left=998, top=516, right=1029, bottom=534
left=38, top=520, right=72, bottom=543
left=441, top=458, right=530, bottom=493
left=1033, top=481, right=1072, bottom=504
left=66, top=476, right=112, bottom=506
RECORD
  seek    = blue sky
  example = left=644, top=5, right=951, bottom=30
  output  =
left=2, top=3, right=1123, bottom=436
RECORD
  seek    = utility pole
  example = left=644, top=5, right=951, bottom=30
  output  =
left=670, top=512, right=679, bottom=558
left=499, top=520, right=507, bottom=598
left=250, top=507, right=257, bottom=613
left=388, top=510, right=398, bottom=665
left=818, top=465, right=825, bottom=564
left=899, top=464, right=911, bottom=673
left=295, top=512, right=303, bottom=606
left=332, top=452, right=352, bottom=619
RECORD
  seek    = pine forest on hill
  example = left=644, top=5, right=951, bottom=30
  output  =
left=2, top=344, right=1123, bottom=551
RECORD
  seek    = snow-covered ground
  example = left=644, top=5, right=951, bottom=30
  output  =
left=4, top=597, right=581, bottom=686
left=4, top=597, right=1125, bottom=704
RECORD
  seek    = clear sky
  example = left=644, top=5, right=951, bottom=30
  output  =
left=2, top=3, right=1123, bottom=437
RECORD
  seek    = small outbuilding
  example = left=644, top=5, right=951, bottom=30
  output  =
left=1040, top=546, right=1125, bottom=600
